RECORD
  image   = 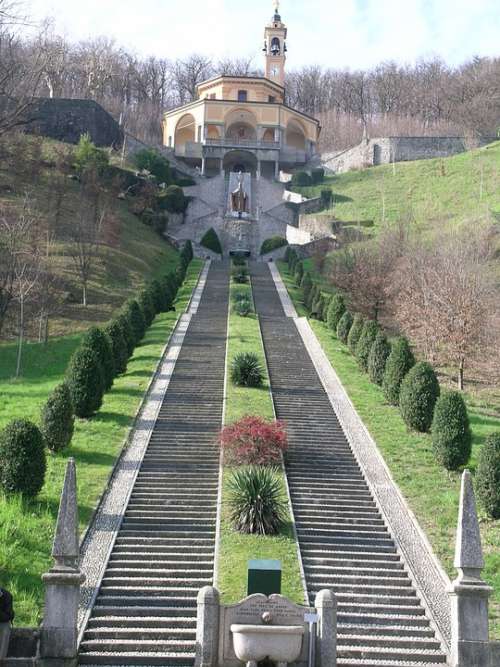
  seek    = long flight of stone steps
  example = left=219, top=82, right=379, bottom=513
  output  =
left=250, top=262, right=449, bottom=667
left=78, top=263, right=229, bottom=667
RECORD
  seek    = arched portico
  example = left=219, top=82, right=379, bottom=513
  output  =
left=222, top=150, right=258, bottom=176
left=286, top=119, right=306, bottom=150
left=175, top=113, right=196, bottom=152
left=224, top=108, right=258, bottom=143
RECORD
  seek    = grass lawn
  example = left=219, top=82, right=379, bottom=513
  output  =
left=295, top=141, right=500, bottom=233
left=277, top=260, right=500, bottom=637
left=217, top=277, right=305, bottom=605
left=0, top=260, right=203, bottom=626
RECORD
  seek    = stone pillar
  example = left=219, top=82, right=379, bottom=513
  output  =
left=220, top=159, right=224, bottom=176
left=274, top=161, right=280, bottom=180
left=201, top=157, right=206, bottom=176
left=195, top=586, right=220, bottom=667
left=41, top=459, right=85, bottom=664
left=448, top=470, right=492, bottom=667
left=257, top=160, right=261, bottom=180
left=315, top=589, right=336, bottom=667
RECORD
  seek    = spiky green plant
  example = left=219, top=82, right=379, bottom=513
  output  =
left=230, top=352, right=264, bottom=387
left=228, top=466, right=288, bottom=535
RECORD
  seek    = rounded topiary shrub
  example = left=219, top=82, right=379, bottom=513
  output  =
left=431, top=391, right=472, bottom=470
left=138, top=290, right=156, bottom=328
left=40, top=383, right=75, bottom=453
left=159, top=184, right=186, bottom=213
left=292, top=171, right=313, bottom=187
left=326, top=294, right=346, bottom=333
left=231, top=352, right=264, bottom=388
left=123, top=299, right=146, bottom=344
left=116, top=312, right=136, bottom=356
left=337, top=311, right=353, bottom=343
left=66, top=347, right=105, bottom=418
left=476, top=432, right=500, bottom=519
left=180, top=240, right=193, bottom=266
left=311, top=168, right=325, bottom=184
left=104, top=320, right=128, bottom=375
left=301, top=272, right=313, bottom=306
left=294, top=262, right=304, bottom=286
left=356, top=320, right=379, bottom=372
left=287, top=248, right=298, bottom=272
left=200, top=227, right=222, bottom=255
left=382, top=337, right=415, bottom=406
left=260, top=236, right=288, bottom=255
left=81, top=327, right=115, bottom=390
left=399, top=362, right=440, bottom=433
left=347, top=313, right=365, bottom=354
left=228, top=466, right=288, bottom=535
left=0, top=420, right=46, bottom=497
left=368, top=332, right=391, bottom=386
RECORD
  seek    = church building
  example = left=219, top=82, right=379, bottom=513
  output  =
left=163, top=2, right=321, bottom=179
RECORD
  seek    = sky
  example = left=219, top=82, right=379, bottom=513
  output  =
left=23, top=0, right=500, bottom=70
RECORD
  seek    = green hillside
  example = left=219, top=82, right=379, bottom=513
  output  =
left=298, top=141, right=500, bottom=232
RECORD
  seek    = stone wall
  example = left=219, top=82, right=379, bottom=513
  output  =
left=322, top=136, right=496, bottom=173
left=298, top=214, right=337, bottom=239
left=26, top=98, right=123, bottom=147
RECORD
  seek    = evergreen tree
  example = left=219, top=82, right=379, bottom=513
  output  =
left=432, top=391, right=472, bottom=470
left=81, top=326, right=115, bottom=390
left=301, top=272, right=313, bottom=307
left=0, top=420, right=46, bottom=497
left=66, top=347, right=105, bottom=418
left=368, top=332, right=391, bottom=386
left=476, top=432, right=500, bottom=519
left=40, top=383, right=75, bottom=453
left=382, top=337, right=415, bottom=405
left=326, top=294, right=346, bottom=334
left=104, top=320, right=128, bottom=375
left=294, top=262, right=304, bottom=286
left=356, top=320, right=379, bottom=371
left=337, top=311, right=353, bottom=343
left=347, top=314, right=365, bottom=354
left=399, top=362, right=440, bottom=433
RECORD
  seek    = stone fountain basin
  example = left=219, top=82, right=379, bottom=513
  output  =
left=231, top=623, right=305, bottom=662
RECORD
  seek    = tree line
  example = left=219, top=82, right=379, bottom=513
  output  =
left=2, top=0, right=499, bottom=149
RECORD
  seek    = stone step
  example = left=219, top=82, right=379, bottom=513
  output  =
left=336, top=645, right=447, bottom=663
left=337, top=634, right=442, bottom=651
left=79, top=652, right=194, bottom=666
left=91, top=606, right=197, bottom=618
left=337, top=623, right=435, bottom=638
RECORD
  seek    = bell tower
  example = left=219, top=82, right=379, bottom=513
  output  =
left=263, top=1, right=287, bottom=87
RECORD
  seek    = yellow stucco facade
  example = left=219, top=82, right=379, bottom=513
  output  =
left=162, top=4, right=320, bottom=178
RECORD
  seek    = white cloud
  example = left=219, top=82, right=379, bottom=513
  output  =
left=23, top=0, right=500, bottom=69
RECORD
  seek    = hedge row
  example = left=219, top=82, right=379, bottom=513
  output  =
left=283, top=254, right=495, bottom=500
left=0, top=242, right=194, bottom=499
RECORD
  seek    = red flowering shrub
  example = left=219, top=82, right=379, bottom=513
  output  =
left=221, top=416, right=288, bottom=465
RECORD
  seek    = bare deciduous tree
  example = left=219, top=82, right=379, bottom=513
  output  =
left=66, top=174, right=106, bottom=307
left=394, top=228, right=497, bottom=389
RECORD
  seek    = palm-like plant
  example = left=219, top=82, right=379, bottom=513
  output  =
left=233, top=298, right=253, bottom=317
left=231, top=352, right=264, bottom=387
left=228, top=466, right=288, bottom=535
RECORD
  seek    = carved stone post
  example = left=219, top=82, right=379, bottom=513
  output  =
left=448, top=470, right=492, bottom=667
left=41, top=459, right=85, bottom=664
left=315, top=589, right=336, bottom=667
left=195, top=586, right=220, bottom=667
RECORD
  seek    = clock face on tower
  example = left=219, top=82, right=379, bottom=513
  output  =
left=271, top=66, right=280, bottom=77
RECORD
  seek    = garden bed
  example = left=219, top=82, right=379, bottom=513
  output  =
left=217, top=277, right=304, bottom=605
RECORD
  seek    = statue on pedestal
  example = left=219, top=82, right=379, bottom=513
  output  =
left=231, top=172, right=249, bottom=219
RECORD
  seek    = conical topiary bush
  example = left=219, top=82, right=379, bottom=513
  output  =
left=368, top=331, right=391, bottom=386
left=347, top=313, right=365, bottom=354
left=382, top=337, right=415, bottom=406
left=431, top=390, right=471, bottom=470
left=399, top=361, right=440, bottom=433
left=355, top=320, right=379, bottom=372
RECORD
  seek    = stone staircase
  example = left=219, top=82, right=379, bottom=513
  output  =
left=250, top=262, right=449, bottom=667
left=78, top=263, right=229, bottom=667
